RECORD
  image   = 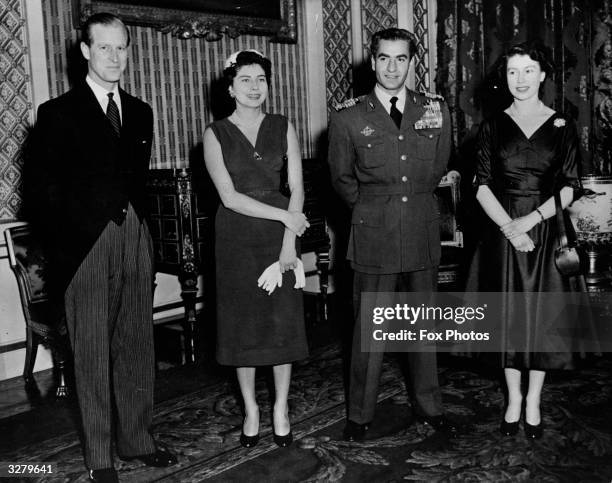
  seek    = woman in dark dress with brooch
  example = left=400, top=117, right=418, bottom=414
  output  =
left=203, top=50, right=309, bottom=448
left=467, top=43, right=582, bottom=439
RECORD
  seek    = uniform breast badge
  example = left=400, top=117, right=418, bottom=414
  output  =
left=414, top=92, right=444, bottom=130
left=360, top=126, right=375, bottom=136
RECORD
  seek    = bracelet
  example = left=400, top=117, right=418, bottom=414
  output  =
left=535, top=208, right=544, bottom=222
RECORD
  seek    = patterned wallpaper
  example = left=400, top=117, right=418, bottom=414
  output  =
left=40, top=0, right=312, bottom=168
left=411, top=0, right=431, bottom=92
left=322, top=0, right=353, bottom=111
left=0, top=0, right=32, bottom=219
left=322, top=0, right=436, bottom=119
left=361, top=0, right=398, bottom=59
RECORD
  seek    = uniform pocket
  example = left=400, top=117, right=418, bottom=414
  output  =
left=350, top=205, right=383, bottom=267
left=415, top=130, right=440, bottom=159
left=357, top=139, right=386, bottom=168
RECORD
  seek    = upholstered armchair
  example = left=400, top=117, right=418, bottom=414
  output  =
left=4, top=225, right=69, bottom=397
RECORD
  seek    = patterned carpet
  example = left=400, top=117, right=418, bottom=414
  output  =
left=2, top=346, right=612, bottom=482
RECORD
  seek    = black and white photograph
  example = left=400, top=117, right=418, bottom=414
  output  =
left=0, top=0, right=611, bottom=481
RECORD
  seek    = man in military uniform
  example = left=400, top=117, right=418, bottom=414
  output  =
left=328, top=28, right=458, bottom=441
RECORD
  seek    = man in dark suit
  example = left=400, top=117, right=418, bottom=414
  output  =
left=328, top=28, right=459, bottom=441
left=27, top=13, right=176, bottom=482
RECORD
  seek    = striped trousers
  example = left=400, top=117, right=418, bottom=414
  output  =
left=64, top=205, right=156, bottom=470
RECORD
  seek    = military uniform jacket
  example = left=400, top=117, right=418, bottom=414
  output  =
left=328, top=88, right=451, bottom=274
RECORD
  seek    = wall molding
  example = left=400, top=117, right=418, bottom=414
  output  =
left=303, top=0, right=327, bottom=156
left=24, top=0, right=50, bottom=115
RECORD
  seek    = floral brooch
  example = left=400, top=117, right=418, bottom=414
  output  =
left=553, top=118, right=566, bottom=128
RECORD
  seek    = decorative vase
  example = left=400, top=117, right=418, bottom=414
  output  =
left=568, top=176, right=612, bottom=285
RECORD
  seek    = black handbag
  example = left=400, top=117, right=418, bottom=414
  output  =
left=554, top=190, right=585, bottom=277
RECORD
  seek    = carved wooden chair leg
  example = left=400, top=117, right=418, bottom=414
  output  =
left=316, top=250, right=330, bottom=322
left=23, top=326, right=38, bottom=384
left=53, top=335, right=69, bottom=398
left=181, top=291, right=197, bottom=364
left=54, top=358, right=69, bottom=398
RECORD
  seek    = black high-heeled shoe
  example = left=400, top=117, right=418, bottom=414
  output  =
left=273, top=430, right=293, bottom=447
left=240, top=431, right=260, bottom=448
left=240, top=414, right=260, bottom=448
left=524, top=421, right=543, bottom=440
left=500, top=419, right=520, bottom=436
left=272, top=408, right=293, bottom=447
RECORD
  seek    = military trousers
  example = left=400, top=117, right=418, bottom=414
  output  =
left=348, top=269, right=444, bottom=424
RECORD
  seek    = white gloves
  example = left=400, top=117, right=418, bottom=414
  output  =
left=293, top=259, right=306, bottom=289
left=257, top=259, right=305, bottom=295
left=257, top=262, right=283, bottom=295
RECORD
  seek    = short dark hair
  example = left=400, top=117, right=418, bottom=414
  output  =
left=223, top=51, right=272, bottom=87
left=81, top=12, right=130, bottom=47
left=496, top=41, right=554, bottom=80
left=369, top=28, right=418, bottom=59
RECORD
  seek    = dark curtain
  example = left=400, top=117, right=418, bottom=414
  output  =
left=436, top=0, right=612, bottom=177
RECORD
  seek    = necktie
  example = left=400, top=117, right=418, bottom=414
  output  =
left=390, top=96, right=402, bottom=128
left=106, top=92, right=121, bottom=136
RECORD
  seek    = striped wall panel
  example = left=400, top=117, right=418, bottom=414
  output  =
left=40, top=0, right=311, bottom=168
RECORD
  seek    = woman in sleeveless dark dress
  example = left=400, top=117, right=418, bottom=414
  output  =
left=467, top=43, right=581, bottom=440
left=203, top=50, right=309, bottom=448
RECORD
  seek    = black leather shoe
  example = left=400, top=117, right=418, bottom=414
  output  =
left=273, top=430, right=293, bottom=447
left=89, top=468, right=118, bottom=483
left=121, top=448, right=178, bottom=467
left=524, top=421, right=543, bottom=440
left=417, top=415, right=459, bottom=435
left=500, top=419, right=520, bottom=436
left=240, top=431, right=260, bottom=448
left=343, top=420, right=370, bottom=442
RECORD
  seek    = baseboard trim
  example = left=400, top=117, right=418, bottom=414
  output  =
left=0, top=341, right=25, bottom=354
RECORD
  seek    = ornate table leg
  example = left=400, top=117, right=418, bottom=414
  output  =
left=177, top=170, right=198, bottom=363
left=316, top=248, right=330, bottom=321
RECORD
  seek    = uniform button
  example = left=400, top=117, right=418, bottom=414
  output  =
left=400, top=154, right=407, bottom=161
left=401, top=176, right=408, bottom=182
left=398, top=134, right=404, bottom=140
left=428, top=134, right=434, bottom=139
left=367, top=143, right=372, bottom=148
left=401, top=196, right=408, bottom=202
left=122, top=208, right=128, bottom=214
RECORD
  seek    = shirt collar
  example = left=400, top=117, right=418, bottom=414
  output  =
left=86, top=75, right=121, bottom=113
left=374, top=85, right=406, bottom=114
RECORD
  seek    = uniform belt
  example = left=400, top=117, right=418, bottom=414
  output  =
left=503, top=188, right=543, bottom=196
left=360, top=184, right=431, bottom=195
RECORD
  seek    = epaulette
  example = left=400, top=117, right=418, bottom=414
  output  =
left=421, top=91, right=445, bottom=102
left=333, top=96, right=364, bottom=112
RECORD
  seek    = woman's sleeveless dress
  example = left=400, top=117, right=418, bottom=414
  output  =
left=209, top=114, right=308, bottom=366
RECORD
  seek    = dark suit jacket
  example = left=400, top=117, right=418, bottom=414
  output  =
left=328, top=88, right=452, bottom=274
left=26, top=82, right=154, bottom=293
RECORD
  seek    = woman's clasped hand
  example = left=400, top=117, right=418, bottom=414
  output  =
left=500, top=212, right=541, bottom=252
left=284, top=210, right=309, bottom=236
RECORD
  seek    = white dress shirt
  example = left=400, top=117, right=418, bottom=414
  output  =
left=374, top=84, right=406, bottom=115
left=86, top=76, right=122, bottom=122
